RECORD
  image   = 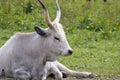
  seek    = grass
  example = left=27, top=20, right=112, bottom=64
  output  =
left=58, top=30, right=120, bottom=80
left=0, top=0, right=120, bottom=80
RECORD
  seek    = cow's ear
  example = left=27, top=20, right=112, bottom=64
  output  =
left=34, top=26, right=46, bottom=36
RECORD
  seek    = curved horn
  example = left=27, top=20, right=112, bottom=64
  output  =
left=53, top=0, right=61, bottom=23
left=37, top=0, right=53, bottom=28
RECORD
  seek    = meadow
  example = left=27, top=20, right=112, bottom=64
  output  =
left=0, top=0, right=120, bottom=80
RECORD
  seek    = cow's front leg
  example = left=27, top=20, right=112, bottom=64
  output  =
left=72, top=72, right=97, bottom=79
left=13, top=67, right=31, bottom=80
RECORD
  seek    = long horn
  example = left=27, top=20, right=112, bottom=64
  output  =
left=37, top=0, right=53, bottom=28
left=53, top=0, right=61, bottom=23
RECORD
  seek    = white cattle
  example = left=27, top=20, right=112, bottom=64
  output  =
left=0, top=0, right=72, bottom=80
left=42, top=61, right=97, bottom=80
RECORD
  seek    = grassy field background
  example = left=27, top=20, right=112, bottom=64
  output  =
left=0, top=0, right=120, bottom=80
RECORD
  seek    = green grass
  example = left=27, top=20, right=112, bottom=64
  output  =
left=0, top=0, right=120, bottom=80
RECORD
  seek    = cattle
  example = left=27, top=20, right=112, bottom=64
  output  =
left=42, top=61, right=97, bottom=80
left=0, top=0, right=72, bottom=79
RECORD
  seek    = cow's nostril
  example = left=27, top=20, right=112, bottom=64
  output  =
left=68, top=50, right=73, bottom=55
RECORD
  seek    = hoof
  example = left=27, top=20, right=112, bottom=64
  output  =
left=75, top=72, right=97, bottom=79
left=89, top=73, right=97, bottom=78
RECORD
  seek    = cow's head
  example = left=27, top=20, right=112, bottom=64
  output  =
left=35, top=0, right=73, bottom=60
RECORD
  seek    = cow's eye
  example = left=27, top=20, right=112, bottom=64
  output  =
left=54, top=37, right=60, bottom=41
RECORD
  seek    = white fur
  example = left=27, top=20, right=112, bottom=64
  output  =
left=0, top=20, right=72, bottom=80
left=42, top=61, right=97, bottom=80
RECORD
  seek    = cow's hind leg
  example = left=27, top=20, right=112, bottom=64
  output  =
left=13, top=67, right=31, bottom=80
